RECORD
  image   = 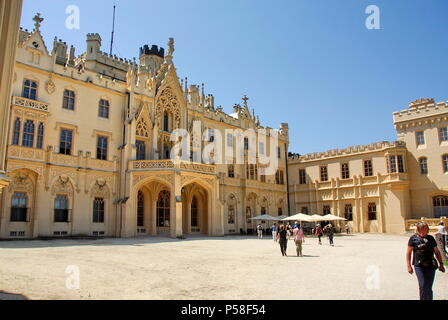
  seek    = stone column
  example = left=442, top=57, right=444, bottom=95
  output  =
left=151, top=199, right=157, bottom=236
left=0, top=0, right=23, bottom=190
left=171, top=172, right=182, bottom=238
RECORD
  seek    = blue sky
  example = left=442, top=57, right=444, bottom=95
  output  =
left=21, top=0, right=448, bottom=154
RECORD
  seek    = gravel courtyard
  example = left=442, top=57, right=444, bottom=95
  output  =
left=0, top=233, right=446, bottom=300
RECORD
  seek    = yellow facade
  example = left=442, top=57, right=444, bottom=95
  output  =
left=288, top=98, right=448, bottom=234
left=0, top=15, right=289, bottom=239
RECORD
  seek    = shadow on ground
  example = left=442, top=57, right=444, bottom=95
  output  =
left=0, top=290, right=28, bottom=300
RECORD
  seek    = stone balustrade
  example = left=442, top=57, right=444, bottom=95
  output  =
left=130, top=159, right=216, bottom=174
left=12, top=96, right=49, bottom=112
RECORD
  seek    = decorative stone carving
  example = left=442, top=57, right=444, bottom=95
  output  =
left=51, top=175, right=74, bottom=195
left=8, top=172, right=34, bottom=192
left=136, top=117, right=150, bottom=138
left=45, top=74, right=56, bottom=94
left=90, top=179, right=110, bottom=196
left=155, top=88, right=181, bottom=128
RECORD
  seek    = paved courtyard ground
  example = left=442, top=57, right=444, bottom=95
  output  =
left=0, top=233, right=446, bottom=300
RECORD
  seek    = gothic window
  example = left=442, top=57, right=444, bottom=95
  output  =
left=136, top=140, right=146, bottom=160
left=320, top=166, right=328, bottom=182
left=22, top=79, right=37, bottom=100
left=96, top=136, right=108, bottom=160
left=12, top=118, right=21, bottom=145
left=36, top=122, right=44, bottom=149
left=278, top=207, right=283, bottom=216
left=341, top=163, right=350, bottom=179
left=433, top=196, right=448, bottom=218
left=228, top=205, right=235, bottom=224
left=345, top=204, right=353, bottom=221
left=157, top=190, right=170, bottom=227
left=163, top=111, right=170, bottom=132
left=246, top=164, right=257, bottom=180
left=54, top=194, right=69, bottom=222
left=136, top=118, right=149, bottom=138
left=364, top=159, right=373, bottom=177
left=367, top=203, right=377, bottom=221
left=419, top=157, right=428, bottom=175
left=163, top=144, right=170, bottom=160
left=59, top=129, right=73, bottom=155
left=228, top=164, right=235, bottom=178
left=98, top=99, right=110, bottom=119
left=261, top=207, right=266, bottom=215
left=22, top=120, right=35, bottom=148
left=10, top=192, right=28, bottom=222
left=93, top=197, right=105, bottom=223
left=62, top=89, right=75, bottom=110
left=244, top=137, right=249, bottom=150
left=137, top=191, right=144, bottom=227
left=299, top=169, right=306, bottom=184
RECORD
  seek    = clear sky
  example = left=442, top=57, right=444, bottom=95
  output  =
left=21, top=0, right=448, bottom=155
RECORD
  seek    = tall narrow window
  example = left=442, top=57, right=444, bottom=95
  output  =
left=22, top=79, right=37, bottom=100
left=247, top=164, right=257, bottom=180
left=388, top=155, right=397, bottom=173
left=278, top=207, right=283, bottom=216
left=59, top=129, right=73, bottom=155
left=246, top=207, right=252, bottom=223
left=277, top=146, right=281, bottom=159
left=368, top=202, right=377, bottom=220
left=276, top=170, right=284, bottom=185
left=323, top=205, right=331, bottom=215
left=397, top=155, right=405, bottom=173
left=299, top=169, right=306, bottom=184
left=341, top=163, right=350, bottom=179
left=12, top=117, right=21, bottom=145
left=10, top=192, right=28, bottom=222
left=96, top=136, right=108, bottom=160
left=157, top=190, right=170, bottom=227
left=259, top=142, right=264, bottom=155
left=137, top=191, right=144, bottom=227
left=419, top=157, right=428, bottom=175
left=261, top=207, right=266, bottom=215
left=227, top=133, right=233, bottom=147
left=344, top=204, right=353, bottom=221
left=442, top=154, right=448, bottom=173
left=163, top=111, right=170, bottom=132
left=364, top=159, right=373, bottom=177
left=62, top=89, right=75, bottom=110
left=136, top=140, right=146, bottom=160
left=320, top=166, right=328, bottom=182
left=54, top=194, right=69, bottom=222
left=260, top=167, right=266, bottom=183
left=439, top=127, right=448, bottom=143
left=244, top=137, right=249, bottom=150
left=36, top=122, right=44, bottom=149
left=416, top=131, right=425, bottom=146
left=228, top=164, right=235, bottom=178
left=191, top=196, right=199, bottom=227
left=98, top=99, right=110, bottom=118
left=93, top=197, right=105, bottom=223
left=22, top=120, right=35, bottom=148
left=228, top=205, right=235, bottom=224
left=208, top=129, right=215, bottom=142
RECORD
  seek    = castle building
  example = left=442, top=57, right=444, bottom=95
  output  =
left=0, top=15, right=289, bottom=239
left=288, top=98, right=448, bottom=234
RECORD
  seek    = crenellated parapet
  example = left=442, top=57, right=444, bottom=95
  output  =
left=290, top=140, right=406, bottom=162
left=393, top=98, right=448, bottom=129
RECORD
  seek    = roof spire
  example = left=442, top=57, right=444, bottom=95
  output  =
left=33, top=13, right=44, bottom=31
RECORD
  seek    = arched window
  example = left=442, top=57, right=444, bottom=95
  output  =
left=261, top=207, right=266, bottom=215
left=163, top=144, right=170, bottom=160
left=137, top=191, right=144, bottom=227
left=22, top=120, right=35, bottom=148
left=36, top=122, right=44, bottom=149
left=93, top=197, right=105, bottom=223
left=12, top=117, right=21, bottom=145
left=191, top=196, right=199, bottom=227
left=10, top=192, right=28, bottom=222
left=157, top=190, right=170, bottom=227
left=433, top=196, right=448, bottom=218
left=98, top=99, right=110, bottom=119
left=419, top=157, right=428, bottom=175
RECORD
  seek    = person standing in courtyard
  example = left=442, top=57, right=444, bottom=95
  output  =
left=257, top=224, right=263, bottom=239
left=277, top=225, right=288, bottom=256
left=345, top=223, right=350, bottom=235
left=325, top=223, right=335, bottom=246
left=314, top=224, right=323, bottom=245
left=271, top=223, right=277, bottom=242
left=406, top=222, right=445, bottom=300
left=435, top=222, right=447, bottom=258
left=293, top=225, right=305, bottom=256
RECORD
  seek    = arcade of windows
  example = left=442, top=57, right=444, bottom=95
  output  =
left=12, top=117, right=44, bottom=149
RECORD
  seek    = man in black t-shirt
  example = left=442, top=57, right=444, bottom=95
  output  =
left=406, top=222, right=445, bottom=300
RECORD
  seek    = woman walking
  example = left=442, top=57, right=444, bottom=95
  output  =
left=325, top=223, right=334, bottom=246
left=406, top=222, right=445, bottom=300
left=314, top=224, right=323, bottom=245
left=277, top=225, right=288, bottom=256
left=293, top=225, right=305, bottom=256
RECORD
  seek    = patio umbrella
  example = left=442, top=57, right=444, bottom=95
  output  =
left=282, top=213, right=314, bottom=222
left=308, top=214, right=327, bottom=222
left=249, top=214, right=278, bottom=221
left=322, top=214, right=347, bottom=221
left=276, top=215, right=289, bottom=221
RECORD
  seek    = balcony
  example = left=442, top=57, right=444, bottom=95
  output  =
left=12, top=96, right=49, bottom=113
left=129, top=160, right=216, bottom=175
